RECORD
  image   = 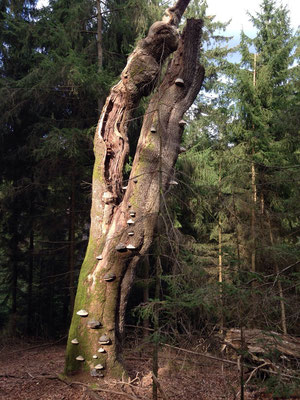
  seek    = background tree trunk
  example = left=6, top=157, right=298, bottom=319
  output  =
left=65, top=0, right=204, bottom=380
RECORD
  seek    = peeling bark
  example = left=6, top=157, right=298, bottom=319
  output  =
left=65, top=0, right=204, bottom=380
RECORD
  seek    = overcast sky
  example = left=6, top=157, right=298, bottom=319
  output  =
left=207, top=0, right=299, bottom=39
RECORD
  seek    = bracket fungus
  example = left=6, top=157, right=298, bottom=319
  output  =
left=179, top=119, right=187, bottom=127
left=76, top=355, right=85, bottom=361
left=179, top=146, right=186, bottom=153
left=129, top=211, right=136, bottom=217
left=87, top=319, right=102, bottom=329
left=95, top=364, right=104, bottom=370
left=93, top=355, right=98, bottom=359
left=122, top=185, right=128, bottom=190
left=76, top=309, right=88, bottom=317
left=102, top=191, right=114, bottom=204
left=115, top=243, right=126, bottom=252
left=98, top=334, right=111, bottom=345
left=175, top=77, right=184, bottom=86
left=128, top=231, right=134, bottom=236
left=71, top=338, right=79, bottom=345
left=127, top=219, right=135, bottom=225
left=150, top=126, right=156, bottom=133
left=98, top=347, right=106, bottom=353
left=170, top=180, right=178, bottom=185
left=103, top=272, right=116, bottom=282
left=96, top=254, right=103, bottom=260
left=126, top=244, right=136, bottom=250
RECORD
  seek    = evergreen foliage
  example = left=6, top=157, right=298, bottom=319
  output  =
left=0, top=0, right=161, bottom=336
left=0, top=0, right=300, bottom=392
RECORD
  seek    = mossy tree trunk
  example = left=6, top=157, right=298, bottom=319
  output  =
left=65, top=0, right=204, bottom=380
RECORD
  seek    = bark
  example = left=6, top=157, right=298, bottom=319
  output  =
left=65, top=0, right=204, bottom=380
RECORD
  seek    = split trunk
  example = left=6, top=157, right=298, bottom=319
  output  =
left=65, top=1, right=204, bottom=379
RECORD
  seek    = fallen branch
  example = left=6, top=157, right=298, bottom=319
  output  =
left=245, top=362, right=270, bottom=386
left=160, top=343, right=300, bottom=381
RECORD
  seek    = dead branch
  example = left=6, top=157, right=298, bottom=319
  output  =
left=161, top=342, right=300, bottom=381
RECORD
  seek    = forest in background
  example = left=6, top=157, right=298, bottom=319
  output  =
left=1, top=0, right=300, bottom=393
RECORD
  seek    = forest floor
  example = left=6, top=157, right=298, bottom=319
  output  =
left=0, top=338, right=299, bottom=400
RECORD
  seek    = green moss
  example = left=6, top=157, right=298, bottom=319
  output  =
left=92, top=152, right=105, bottom=183
left=109, top=360, right=128, bottom=379
left=65, top=236, right=99, bottom=375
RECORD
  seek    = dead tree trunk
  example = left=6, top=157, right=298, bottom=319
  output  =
left=65, top=0, right=204, bottom=380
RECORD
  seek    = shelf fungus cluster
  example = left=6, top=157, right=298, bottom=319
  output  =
left=125, top=207, right=137, bottom=250
left=73, top=309, right=112, bottom=376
